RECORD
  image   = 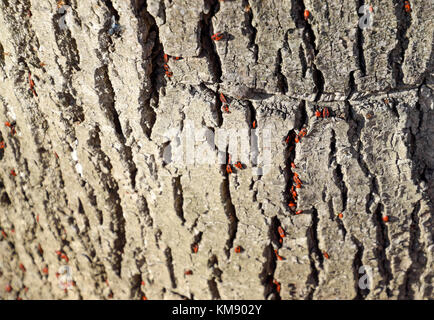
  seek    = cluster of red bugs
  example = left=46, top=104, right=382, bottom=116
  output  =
left=56, top=250, right=69, bottom=263
left=284, top=129, right=308, bottom=215
left=226, top=155, right=244, bottom=175
left=163, top=54, right=181, bottom=78
left=315, top=107, right=330, bottom=119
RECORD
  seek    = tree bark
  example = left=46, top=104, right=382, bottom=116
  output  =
left=0, top=0, right=432, bottom=300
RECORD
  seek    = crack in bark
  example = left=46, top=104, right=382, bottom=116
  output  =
left=86, top=127, right=126, bottom=277
left=351, top=236, right=368, bottom=299
left=399, top=200, right=425, bottom=299
left=389, top=0, right=412, bottom=86
left=306, top=207, right=323, bottom=299
left=355, top=0, right=367, bottom=77
left=199, top=0, right=223, bottom=83
left=291, top=0, right=324, bottom=101
left=136, top=2, right=159, bottom=139
left=372, top=203, right=392, bottom=297
left=276, top=48, right=289, bottom=94
left=172, top=176, right=186, bottom=225
left=207, top=254, right=222, bottom=299
left=164, top=246, right=177, bottom=289
left=221, top=146, right=238, bottom=259
left=94, top=66, right=138, bottom=189
left=242, top=0, right=258, bottom=63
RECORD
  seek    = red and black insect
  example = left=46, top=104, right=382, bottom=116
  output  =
left=211, top=32, right=224, bottom=41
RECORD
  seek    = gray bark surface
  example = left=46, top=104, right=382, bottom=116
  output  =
left=0, top=0, right=433, bottom=299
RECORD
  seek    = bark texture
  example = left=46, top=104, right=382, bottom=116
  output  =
left=0, top=0, right=433, bottom=300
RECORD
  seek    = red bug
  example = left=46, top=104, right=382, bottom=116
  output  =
left=164, top=54, right=169, bottom=63
left=294, top=136, right=300, bottom=143
left=226, top=164, right=233, bottom=174
left=0, top=141, right=5, bottom=149
left=192, top=244, right=198, bottom=253
left=5, top=284, right=12, bottom=292
left=338, top=213, right=343, bottom=219
left=274, top=249, right=284, bottom=261
left=288, top=202, right=296, bottom=208
left=234, top=161, right=243, bottom=169
left=184, top=270, right=193, bottom=275
left=141, top=281, right=145, bottom=286
left=293, top=175, right=302, bottom=185
left=61, top=253, right=69, bottom=263
left=304, top=10, right=310, bottom=20
left=382, top=215, right=389, bottom=222
left=323, top=107, right=329, bottom=118
left=285, top=135, right=290, bottom=144
left=165, top=70, right=173, bottom=77
left=219, top=92, right=228, bottom=105
left=28, top=72, right=37, bottom=97
left=1, top=230, right=7, bottom=238
left=42, top=266, right=48, bottom=274
left=19, top=263, right=26, bottom=272
left=291, top=162, right=296, bottom=169
left=279, top=238, right=283, bottom=244
left=277, top=226, right=285, bottom=238
left=273, top=279, right=281, bottom=293
left=295, top=210, right=303, bottom=215
left=163, top=64, right=170, bottom=71
left=10, top=169, right=17, bottom=176
left=295, top=183, right=302, bottom=189
left=142, top=295, right=148, bottom=300
left=404, top=1, right=411, bottom=12
left=252, top=120, right=256, bottom=129
left=234, top=246, right=242, bottom=253
left=211, top=32, right=223, bottom=41
left=315, top=110, right=322, bottom=118
left=222, top=105, right=230, bottom=113
left=173, top=56, right=181, bottom=60
left=299, top=128, right=307, bottom=137
left=291, top=186, right=297, bottom=199
left=323, top=251, right=330, bottom=259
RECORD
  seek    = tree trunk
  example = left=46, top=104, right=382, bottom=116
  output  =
left=0, top=0, right=432, bottom=300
